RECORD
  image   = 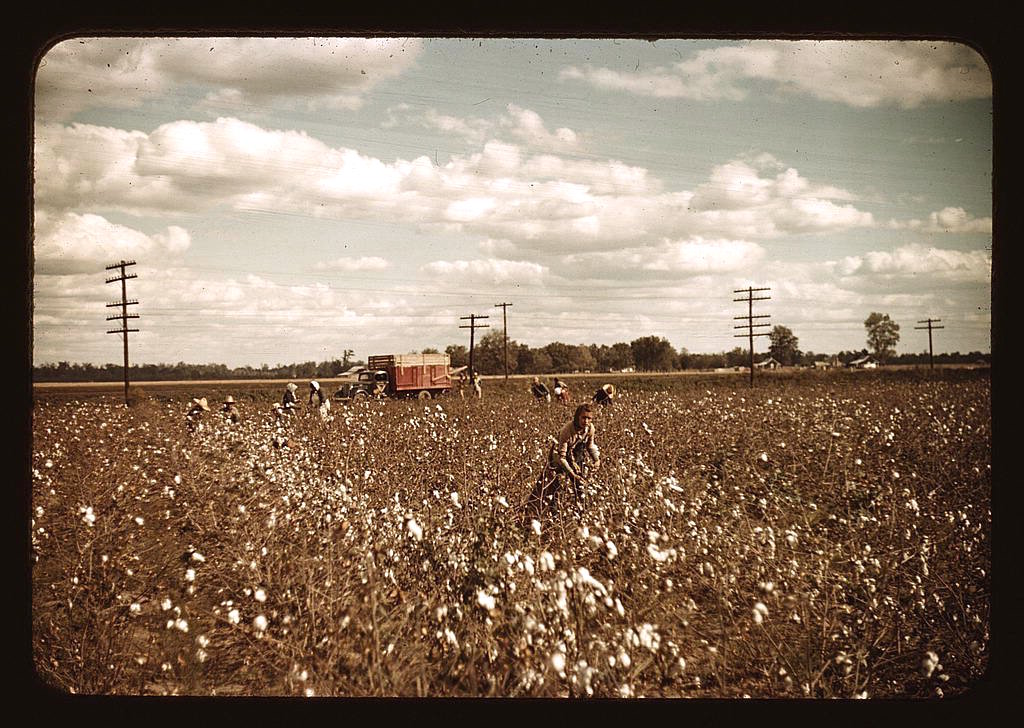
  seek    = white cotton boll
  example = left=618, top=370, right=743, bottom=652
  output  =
left=407, top=518, right=423, bottom=541
left=477, top=590, right=496, bottom=611
left=228, top=609, right=240, bottom=624
left=253, top=615, right=268, bottom=632
left=254, top=588, right=267, bottom=603
left=550, top=651, right=566, bottom=675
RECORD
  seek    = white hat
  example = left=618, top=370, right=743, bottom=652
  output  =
left=603, top=384, right=616, bottom=396
left=192, top=397, right=210, bottom=411
left=310, top=381, right=320, bottom=390
left=286, top=383, right=298, bottom=392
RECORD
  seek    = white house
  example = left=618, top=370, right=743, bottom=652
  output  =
left=755, top=356, right=782, bottom=370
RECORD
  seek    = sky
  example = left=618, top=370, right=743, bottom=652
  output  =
left=31, top=36, right=993, bottom=369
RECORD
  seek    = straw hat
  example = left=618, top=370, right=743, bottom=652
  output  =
left=286, top=383, right=298, bottom=392
left=192, top=397, right=210, bottom=411
left=224, top=395, right=235, bottom=404
left=603, top=384, right=616, bottom=396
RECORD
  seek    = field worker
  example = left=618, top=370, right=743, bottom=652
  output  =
left=593, top=383, right=616, bottom=407
left=185, top=397, right=210, bottom=433
left=528, top=403, right=601, bottom=518
left=456, top=370, right=467, bottom=398
left=553, top=377, right=572, bottom=405
left=282, top=382, right=299, bottom=412
left=309, top=380, right=331, bottom=420
left=221, top=395, right=240, bottom=423
left=471, top=371, right=482, bottom=399
left=531, top=376, right=551, bottom=403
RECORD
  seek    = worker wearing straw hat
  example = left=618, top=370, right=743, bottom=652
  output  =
left=185, top=397, right=210, bottom=432
left=221, top=395, right=240, bottom=423
left=593, top=383, right=616, bottom=407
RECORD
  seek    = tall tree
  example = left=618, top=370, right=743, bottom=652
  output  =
left=630, top=336, right=677, bottom=371
left=864, top=312, right=900, bottom=362
left=768, top=325, right=801, bottom=366
left=473, top=331, right=518, bottom=374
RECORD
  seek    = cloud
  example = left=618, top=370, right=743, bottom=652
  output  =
left=36, top=37, right=423, bottom=122
left=887, top=206, right=992, bottom=234
left=420, top=258, right=548, bottom=286
left=562, top=237, right=764, bottom=280
left=36, top=119, right=877, bottom=260
left=561, top=41, right=991, bottom=108
left=382, top=102, right=581, bottom=153
left=314, top=256, right=390, bottom=272
left=33, top=211, right=191, bottom=275
left=831, top=243, right=991, bottom=283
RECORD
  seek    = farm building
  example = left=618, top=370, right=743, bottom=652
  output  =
left=754, top=356, right=781, bottom=370
left=848, top=355, right=878, bottom=369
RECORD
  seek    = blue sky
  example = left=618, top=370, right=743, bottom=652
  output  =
left=32, top=37, right=992, bottom=368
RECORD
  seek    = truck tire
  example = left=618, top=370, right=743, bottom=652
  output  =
left=417, top=390, right=431, bottom=400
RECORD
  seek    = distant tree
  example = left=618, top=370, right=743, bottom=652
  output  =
left=421, top=347, right=440, bottom=354
left=516, top=345, right=553, bottom=374
left=605, top=342, right=634, bottom=371
left=630, top=336, right=677, bottom=371
left=445, top=344, right=468, bottom=369
left=342, top=349, right=355, bottom=368
left=473, top=331, right=518, bottom=375
left=542, top=342, right=576, bottom=373
left=864, top=312, right=900, bottom=362
left=768, top=325, right=801, bottom=366
left=724, top=347, right=749, bottom=368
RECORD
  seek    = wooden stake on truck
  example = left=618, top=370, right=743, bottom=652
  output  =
left=334, top=353, right=455, bottom=401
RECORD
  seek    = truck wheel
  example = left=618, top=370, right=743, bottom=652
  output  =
left=417, top=390, right=431, bottom=400
left=353, top=391, right=369, bottom=402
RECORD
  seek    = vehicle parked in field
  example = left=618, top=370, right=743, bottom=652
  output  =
left=333, top=353, right=460, bottom=401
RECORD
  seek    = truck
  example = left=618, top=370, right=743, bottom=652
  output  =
left=333, top=353, right=462, bottom=401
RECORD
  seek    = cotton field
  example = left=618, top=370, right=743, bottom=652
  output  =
left=30, top=371, right=991, bottom=698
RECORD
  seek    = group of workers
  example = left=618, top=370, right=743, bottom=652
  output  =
left=531, top=377, right=616, bottom=408
left=185, top=380, right=333, bottom=432
left=185, top=373, right=619, bottom=522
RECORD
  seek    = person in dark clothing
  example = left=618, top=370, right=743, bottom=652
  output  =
left=593, top=383, right=616, bottom=407
left=309, top=380, right=331, bottom=420
left=530, top=377, right=551, bottom=403
left=221, top=395, right=240, bottom=423
left=282, top=383, right=298, bottom=413
left=526, top=403, right=601, bottom=519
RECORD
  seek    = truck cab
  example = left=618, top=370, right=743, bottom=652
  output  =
left=333, top=370, right=389, bottom=401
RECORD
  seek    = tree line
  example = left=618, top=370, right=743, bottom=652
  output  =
left=35, top=326, right=989, bottom=382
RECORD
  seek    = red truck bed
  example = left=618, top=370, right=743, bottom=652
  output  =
left=368, top=353, right=451, bottom=393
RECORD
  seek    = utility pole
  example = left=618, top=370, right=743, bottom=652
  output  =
left=494, top=302, right=513, bottom=381
left=914, top=318, right=944, bottom=370
left=733, top=286, right=771, bottom=387
left=105, top=260, right=139, bottom=406
left=459, top=314, right=489, bottom=379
